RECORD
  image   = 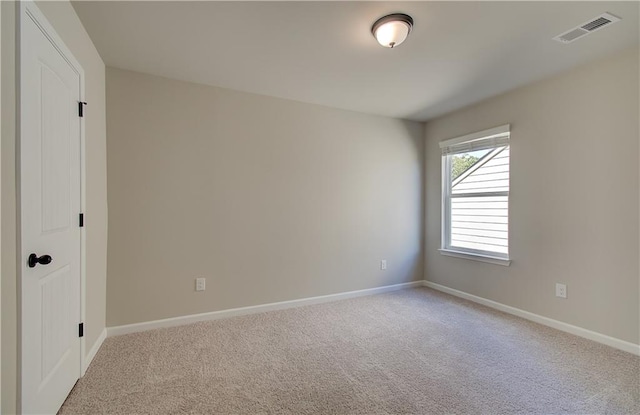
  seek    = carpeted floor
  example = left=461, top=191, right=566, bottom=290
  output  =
left=60, top=287, right=639, bottom=414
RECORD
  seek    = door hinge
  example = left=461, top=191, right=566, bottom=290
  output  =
left=79, top=213, right=84, bottom=227
left=78, top=101, right=87, bottom=117
left=79, top=323, right=84, bottom=338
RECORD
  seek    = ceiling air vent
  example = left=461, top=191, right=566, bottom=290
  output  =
left=553, top=13, right=621, bottom=44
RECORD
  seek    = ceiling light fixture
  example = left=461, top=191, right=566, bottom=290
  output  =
left=371, top=13, right=413, bottom=48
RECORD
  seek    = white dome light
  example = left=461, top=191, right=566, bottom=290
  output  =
left=371, top=13, right=414, bottom=48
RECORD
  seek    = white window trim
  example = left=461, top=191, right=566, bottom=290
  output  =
left=438, top=248, right=511, bottom=266
left=440, top=125, right=511, bottom=265
left=439, top=124, right=510, bottom=151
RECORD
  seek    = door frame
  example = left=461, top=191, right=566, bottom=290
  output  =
left=17, top=0, right=87, bottom=409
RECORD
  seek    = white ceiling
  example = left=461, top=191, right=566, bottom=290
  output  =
left=72, top=1, right=639, bottom=121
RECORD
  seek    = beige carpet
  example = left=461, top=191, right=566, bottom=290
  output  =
left=60, top=287, right=639, bottom=414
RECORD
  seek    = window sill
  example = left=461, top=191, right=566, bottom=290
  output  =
left=439, top=249, right=511, bottom=266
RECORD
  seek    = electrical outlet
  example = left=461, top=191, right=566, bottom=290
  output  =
left=555, top=283, right=567, bottom=299
left=380, top=260, right=387, bottom=270
left=196, top=277, right=206, bottom=292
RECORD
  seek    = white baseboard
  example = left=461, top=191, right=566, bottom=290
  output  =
left=423, top=281, right=640, bottom=356
left=82, top=328, right=107, bottom=375
left=107, top=281, right=423, bottom=337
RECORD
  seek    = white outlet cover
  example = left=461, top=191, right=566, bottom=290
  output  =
left=196, top=277, right=206, bottom=291
left=555, top=283, right=567, bottom=298
left=380, top=260, right=387, bottom=270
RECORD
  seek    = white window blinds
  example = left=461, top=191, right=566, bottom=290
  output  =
left=440, top=124, right=510, bottom=155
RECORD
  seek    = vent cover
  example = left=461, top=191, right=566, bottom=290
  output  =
left=553, top=13, right=621, bottom=44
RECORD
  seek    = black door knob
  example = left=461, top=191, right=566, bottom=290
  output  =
left=28, top=253, right=52, bottom=268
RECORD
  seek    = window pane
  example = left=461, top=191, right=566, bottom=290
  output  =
left=452, top=146, right=509, bottom=195
left=447, top=146, right=510, bottom=255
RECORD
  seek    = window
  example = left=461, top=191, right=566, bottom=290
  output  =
left=440, top=125, right=510, bottom=265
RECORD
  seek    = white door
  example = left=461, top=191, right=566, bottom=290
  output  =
left=20, top=3, right=83, bottom=414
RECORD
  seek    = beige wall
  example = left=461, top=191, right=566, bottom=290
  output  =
left=106, top=67, right=424, bottom=327
left=0, top=0, right=3, bottom=402
left=424, top=47, right=640, bottom=345
left=1, top=1, right=107, bottom=413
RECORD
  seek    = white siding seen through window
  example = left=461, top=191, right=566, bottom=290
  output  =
left=451, top=147, right=509, bottom=254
